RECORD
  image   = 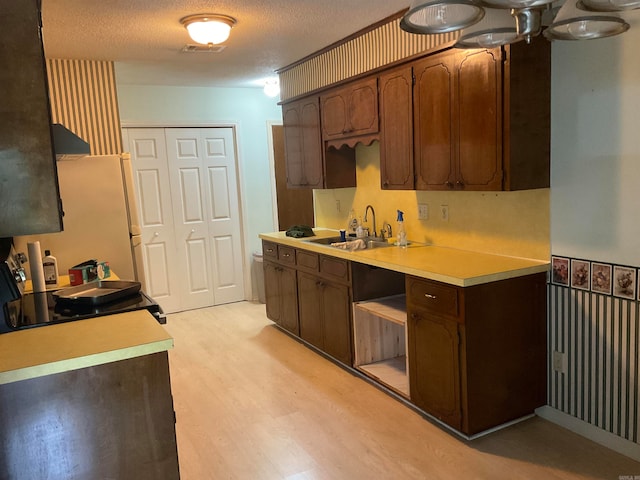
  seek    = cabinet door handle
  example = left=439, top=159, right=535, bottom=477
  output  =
left=445, top=181, right=454, bottom=189
left=410, top=313, right=420, bottom=320
left=456, top=180, right=465, bottom=188
left=424, top=293, right=437, bottom=299
left=316, top=280, right=325, bottom=288
left=282, top=253, right=290, bottom=257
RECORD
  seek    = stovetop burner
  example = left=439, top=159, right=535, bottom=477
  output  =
left=1, top=290, right=164, bottom=334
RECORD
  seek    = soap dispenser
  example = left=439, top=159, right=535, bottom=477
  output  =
left=396, top=210, right=407, bottom=247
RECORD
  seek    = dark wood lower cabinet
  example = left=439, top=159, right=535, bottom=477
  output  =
left=264, top=260, right=299, bottom=335
left=407, top=273, right=546, bottom=435
left=0, top=352, right=179, bottom=480
left=408, top=312, right=462, bottom=431
left=298, top=271, right=352, bottom=365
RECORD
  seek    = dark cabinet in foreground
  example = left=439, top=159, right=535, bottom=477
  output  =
left=0, top=352, right=179, bottom=480
left=0, top=0, right=63, bottom=236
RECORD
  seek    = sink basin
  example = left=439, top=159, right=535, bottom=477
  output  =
left=304, top=236, right=392, bottom=250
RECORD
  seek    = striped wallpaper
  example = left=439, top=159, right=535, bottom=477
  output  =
left=46, top=59, right=123, bottom=156
left=549, top=284, right=640, bottom=443
left=278, top=17, right=459, bottom=101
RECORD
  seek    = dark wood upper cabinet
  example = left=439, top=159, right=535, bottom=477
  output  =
left=384, top=39, right=550, bottom=192
left=282, top=38, right=549, bottom=192
left=0, top=0, right=63, bottom=237
left=282, top=96, right=323, bottom=188
left=320, top=77, right=379, bottom=143
left=413, top=51, right=456, bottom=190
left=414, top=48, right=503, bottom=191
left=379, top=66, right=414, bottom=190
left=283, top=95, right=357, bottom=190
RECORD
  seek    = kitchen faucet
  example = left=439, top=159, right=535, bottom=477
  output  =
left=363, top=205, right=376, bottom=238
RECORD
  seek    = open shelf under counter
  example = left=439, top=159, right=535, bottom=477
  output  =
left=353, top=294, right=409, bottom=398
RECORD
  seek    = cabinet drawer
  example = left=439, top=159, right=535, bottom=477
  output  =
left=407, top=277, right=458, bottom=319
left=319, top=256, right=350, bottom=284
left=262, top=241, right=277, bottom=259
left=278, top=245, right=296, bottom=265
left=296, top=249, right=319, bottom=272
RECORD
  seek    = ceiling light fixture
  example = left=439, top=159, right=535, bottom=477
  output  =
left=544, top=0, right=629, bottom=39
left=455, top=8, right=523, bottom=47
left=263, top=78, right=280, bottom=98
left=180, top=14, right=237, bottom=45
left=401, top=0, right=636, bottom=44
left=578, top=0, right=640, bottom=10
left=400, top=0, right=486, bottom=34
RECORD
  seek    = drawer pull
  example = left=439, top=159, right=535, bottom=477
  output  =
left=424, top=293, right=437, bottom=299
left=282, top=253, right=290, bottom=257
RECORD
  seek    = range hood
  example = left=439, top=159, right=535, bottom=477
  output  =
left=52, top=123, right=90, bottom=156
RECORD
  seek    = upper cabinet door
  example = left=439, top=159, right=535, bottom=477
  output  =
left=0, top=0, right=62, bottom=236
left=413, top=52, right=455, bottom=191
left=283, top=96, right=323, bottom=188
left=455, top=49, right=503, bottom=191
left=320, top=77, right=379, bottom=141
left=379, top=65, right=414, bottom=190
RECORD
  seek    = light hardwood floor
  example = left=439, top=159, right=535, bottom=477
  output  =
left=163, top=301, right=640, bottom=480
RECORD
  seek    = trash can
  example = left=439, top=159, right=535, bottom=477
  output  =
left=252, top=251, right=266, bottom=303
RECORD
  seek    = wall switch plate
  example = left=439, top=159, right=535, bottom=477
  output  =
left=440, top=205, right=449, bottom=222
left=418, top=204, right=429, bottom=220
left=552, top=351, right=566, bottom=373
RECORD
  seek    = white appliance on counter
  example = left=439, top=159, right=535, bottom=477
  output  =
left=13, top=153, right=146, bottom=290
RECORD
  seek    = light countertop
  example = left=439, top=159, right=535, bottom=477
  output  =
left=259, top=229, right=549, bottom=287
left=0, top=309, right=173, bottom=385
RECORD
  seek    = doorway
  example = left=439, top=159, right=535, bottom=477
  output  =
left=123, top=127, right=245, bottom=313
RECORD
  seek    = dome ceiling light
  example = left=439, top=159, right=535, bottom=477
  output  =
left=180, top=14, right=237, bottom=45
left=401, top=0, right=638, bottom=46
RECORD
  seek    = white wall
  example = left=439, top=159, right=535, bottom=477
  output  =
left=115, top=82, right=282, bottom=299
left=551, top=14, right=640, bottom=265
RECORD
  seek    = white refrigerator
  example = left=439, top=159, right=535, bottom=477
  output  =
left=14, top=153, right=146, bottom=290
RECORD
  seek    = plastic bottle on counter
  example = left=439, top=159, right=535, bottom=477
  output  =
left=396, top=210, right=408, bottom=247
left=347, top=209, right=358, bottom=237
left=356, top=216, right=366, bottom=238
left=42, top=249, right=59, bottom=287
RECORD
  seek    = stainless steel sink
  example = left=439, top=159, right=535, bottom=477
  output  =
left=304, top=236, right=391, bottom=250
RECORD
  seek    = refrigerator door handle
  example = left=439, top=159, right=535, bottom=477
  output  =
left=120, top=153, right=142, bottom=236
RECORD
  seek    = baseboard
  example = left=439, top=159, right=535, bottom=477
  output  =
left=536, top=405, right=640, bottom=462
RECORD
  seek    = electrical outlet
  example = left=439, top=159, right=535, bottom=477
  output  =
left=418, top=204, right=429, bottom=220
left=552, top=351, right=566, bottom=373
left=440, top=205, right=449, bottom=222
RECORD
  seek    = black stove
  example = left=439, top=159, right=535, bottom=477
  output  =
left=0, top=290, right=164, bottom=334
left=0, top=242, right=164, bottom=334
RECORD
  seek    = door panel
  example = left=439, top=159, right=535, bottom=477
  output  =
left=166, top=128, right=212, bottom=311
left=414, top=54, right=455, bottom=190
left=456, top=49, right=503, bottom=190
left=125, top=129, right=181, bottom=313
left=200, top=128, right=245, bottom=305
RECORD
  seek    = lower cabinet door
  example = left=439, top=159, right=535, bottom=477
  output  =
left=264, top=261, right=281, bottom=322
left=297, top=271, right=324, bottom=350
left=408, top=309, right=462, bottom=430
left=264, top=261, right=299, bottom=335
left=321, top=281, right=352, bottom=365
left=279, top=265, right=299, bottom=335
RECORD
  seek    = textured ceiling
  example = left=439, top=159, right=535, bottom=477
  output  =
left=41, top=0, right=410, bottom=88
